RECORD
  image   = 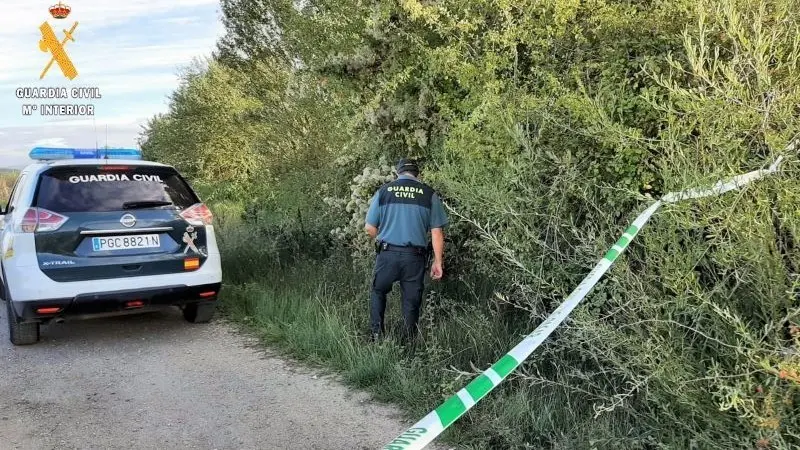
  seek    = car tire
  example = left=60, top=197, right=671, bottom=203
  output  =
left=183, top=302, right=215, bottom=323
left=6, top=297, right=40, bottom=346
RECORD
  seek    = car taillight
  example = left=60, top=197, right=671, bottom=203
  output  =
left=20, top=209, right=38, bottom=233
left=19, top=208, right=69, bottom=233
left=179, top=203, right=213, bottom=226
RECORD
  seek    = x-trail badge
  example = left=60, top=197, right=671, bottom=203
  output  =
left=120, top=213, right=136, bottom=228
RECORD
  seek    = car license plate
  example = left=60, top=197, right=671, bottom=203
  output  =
left=91, top=234, right=160, bottom=251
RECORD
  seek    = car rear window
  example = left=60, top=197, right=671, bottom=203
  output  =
left=34, top=166, right=199, bottom=212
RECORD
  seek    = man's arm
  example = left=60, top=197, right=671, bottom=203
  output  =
left=431, top=225, right=444, bottom=256
left=365, top=191, right=380, bottom=239
left=429, top=193, right=449, bottom=280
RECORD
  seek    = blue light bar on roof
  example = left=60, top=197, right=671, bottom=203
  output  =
left=29, top=147, right=143, bottom=161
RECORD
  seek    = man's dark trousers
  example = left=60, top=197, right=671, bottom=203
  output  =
left=370, top=248, right=426, bottom=340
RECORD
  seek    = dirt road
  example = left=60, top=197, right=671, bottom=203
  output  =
left=0, top=305, right=441, bottom=450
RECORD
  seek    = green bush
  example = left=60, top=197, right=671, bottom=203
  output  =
left=142, top=0, right=800, bottom=448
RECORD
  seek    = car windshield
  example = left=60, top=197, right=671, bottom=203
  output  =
left=34, top=166, right=199, bottom=213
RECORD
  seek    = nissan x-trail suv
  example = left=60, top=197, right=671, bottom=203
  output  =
left=0, top=147, right=222, bottom=345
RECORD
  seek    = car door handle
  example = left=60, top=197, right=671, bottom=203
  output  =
left=121, top=264, right=142, bottom=272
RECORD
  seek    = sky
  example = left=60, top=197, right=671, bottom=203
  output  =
left=0, top=0, right=225, bottom=169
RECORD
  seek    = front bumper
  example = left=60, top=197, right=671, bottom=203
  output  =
left=9, top=282, right=222, bottom=322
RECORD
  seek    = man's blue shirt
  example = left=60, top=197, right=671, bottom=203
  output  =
left=365, top=174, right=448, bottom=247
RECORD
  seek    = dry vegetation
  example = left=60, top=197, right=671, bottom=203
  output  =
left=0, top=172, right=18, bottom=206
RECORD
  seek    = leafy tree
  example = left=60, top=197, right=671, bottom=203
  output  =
left=140, top=0, right=800, bottom=447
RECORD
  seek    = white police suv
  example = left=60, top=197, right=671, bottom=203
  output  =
left=0, top=147, right=222, bottom=345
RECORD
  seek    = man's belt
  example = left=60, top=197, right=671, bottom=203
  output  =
left=379, top=242, right=427, bottom=254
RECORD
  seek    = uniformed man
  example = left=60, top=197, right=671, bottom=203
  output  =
left=364, top=158, right=448, bottom=342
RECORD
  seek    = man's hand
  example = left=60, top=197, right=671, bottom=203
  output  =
left=365, top=224, right=378, bottom=239
left=430, top=260, right=443, bottom=280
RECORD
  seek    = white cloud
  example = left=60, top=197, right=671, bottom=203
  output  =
left=0, top=0, right=223, bottom=151
left=32, top=137, right=69, bottom=147
left=42, top=114, right=151, bottom=127
left=156, top=16, right=200, bottom=26
left=0, top=26, right=222, bottom=85
left=3, top=73, right=181, bottom=97
left=1, top=0, right=221, bottom=35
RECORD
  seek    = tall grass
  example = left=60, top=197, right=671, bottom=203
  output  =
left=216, top=212, right=643, bottom=449
left=0, top=172, right=18, bottom=206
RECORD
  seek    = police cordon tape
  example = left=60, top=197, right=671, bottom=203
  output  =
left=382, top=155, right=786, bottom=450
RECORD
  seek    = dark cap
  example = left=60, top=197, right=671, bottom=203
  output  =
left=396, top=158, right=419, bottom=175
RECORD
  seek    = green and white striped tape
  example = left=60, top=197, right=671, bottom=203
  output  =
left=382, top=156, right=785, bottom=450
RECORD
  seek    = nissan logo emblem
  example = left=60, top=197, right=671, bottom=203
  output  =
left=120, top=214, right=137, bottom=228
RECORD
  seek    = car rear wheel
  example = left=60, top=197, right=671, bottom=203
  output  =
left=183, top=302, right=215, bottom=323
left=6, top=298, right=40, bottom=346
